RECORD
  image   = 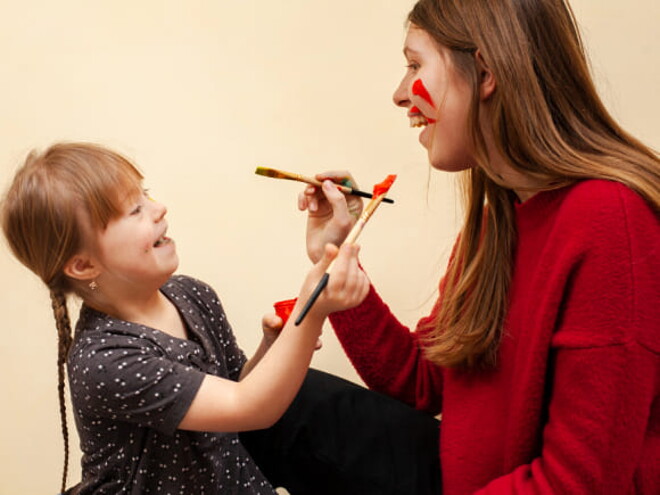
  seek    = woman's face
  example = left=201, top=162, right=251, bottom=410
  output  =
left=393, top=25, right=475, bottom=172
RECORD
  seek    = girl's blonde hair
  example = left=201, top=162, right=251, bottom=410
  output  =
left=1, top=142, right=143, bottom=492
left=408, top=0, right=660, bottom=368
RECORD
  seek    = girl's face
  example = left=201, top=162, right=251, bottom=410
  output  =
left=91, top=187, right=178, bottom=292
left=393, top=25, right=474, bottom=172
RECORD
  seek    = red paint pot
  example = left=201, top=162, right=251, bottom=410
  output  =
left=273, top=298, right=297, bottom=324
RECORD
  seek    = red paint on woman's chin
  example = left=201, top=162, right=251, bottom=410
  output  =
left=412, top=78, right=435, bottom=108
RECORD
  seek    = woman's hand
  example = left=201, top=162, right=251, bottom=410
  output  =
left=298, top=171, right=364, bottom=263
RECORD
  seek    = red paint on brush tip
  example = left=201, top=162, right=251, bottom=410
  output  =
left=412, top=78, right=435, bottom=108
left=372, top=175, right=397, bottom=197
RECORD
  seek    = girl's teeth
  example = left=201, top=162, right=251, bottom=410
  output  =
left=154, top=236, right=170, bottom=247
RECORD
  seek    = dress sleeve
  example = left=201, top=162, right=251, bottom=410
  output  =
left=329, top=284, right=445, bottom=414
left=478, top=185, right=660, bottom=493
left=68, top=331, right=205, bottom=436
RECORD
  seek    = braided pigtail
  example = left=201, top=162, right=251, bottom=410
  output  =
left=2, top=142, right=146, bottom=492
left=50, top=289, right=73, bottom=494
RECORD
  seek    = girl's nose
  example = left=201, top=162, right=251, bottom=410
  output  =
left=151, top=200, right=167, bottom=221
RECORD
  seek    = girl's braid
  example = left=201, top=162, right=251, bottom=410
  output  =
left=50, top=289, right=73, bottom=494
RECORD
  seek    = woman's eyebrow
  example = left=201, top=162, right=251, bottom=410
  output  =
left=403, top=46, right=421, bottom=57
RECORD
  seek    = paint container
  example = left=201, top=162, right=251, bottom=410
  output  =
left=273, top=298, right=297, bottom=325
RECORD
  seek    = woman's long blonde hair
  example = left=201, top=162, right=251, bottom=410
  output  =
left=409, top=0, right=660, bottom=368
left=1, top=143, right=143, bottom=492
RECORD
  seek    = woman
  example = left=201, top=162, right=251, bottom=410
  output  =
left=299, top=0, right=659, bottom=493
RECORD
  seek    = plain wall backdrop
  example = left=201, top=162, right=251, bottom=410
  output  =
left=0, top=1, right=657, bottom=492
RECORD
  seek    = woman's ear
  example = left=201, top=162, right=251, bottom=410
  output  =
left=63, top=253, right=100, bottom=282
left=475, top=50, right=496, bottom=100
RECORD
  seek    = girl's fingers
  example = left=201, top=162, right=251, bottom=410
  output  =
left=327, top=244, right=360, bottom=293
left=262, top=313, right=282, bottom=332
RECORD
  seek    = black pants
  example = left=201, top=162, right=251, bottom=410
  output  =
left=240, top=369, right=442, bottom=495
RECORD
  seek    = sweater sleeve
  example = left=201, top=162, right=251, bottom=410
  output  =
left=329, top=284, right=445, bottom=414
left=478, top=183, right=660, bottom=493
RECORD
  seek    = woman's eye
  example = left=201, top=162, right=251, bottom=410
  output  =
left=406, top=62, right=420, bottom=71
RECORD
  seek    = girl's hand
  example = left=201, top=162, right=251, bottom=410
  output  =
left=262, top=312, right=323, bottom=350
left=299, top=242, right=370, bottom=322
left=298, top=171, right=364, bottom=263
left=261, top=313, right=282, bottom=347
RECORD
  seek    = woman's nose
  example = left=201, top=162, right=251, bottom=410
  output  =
left=392, top=78, right=410, bottom=108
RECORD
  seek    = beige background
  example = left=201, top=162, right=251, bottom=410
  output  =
left=0, top=1, right=657, bottom=493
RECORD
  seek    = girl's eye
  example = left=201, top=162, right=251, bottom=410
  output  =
left=130, top=204, right=143, bottom=215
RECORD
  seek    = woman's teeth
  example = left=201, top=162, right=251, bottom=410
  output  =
left=410, top=115, right=428, bottom=128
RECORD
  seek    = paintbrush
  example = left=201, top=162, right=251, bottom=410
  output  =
left=255, top=166, right=394, bottom=204
left=295, top=174, right=397, bottom=326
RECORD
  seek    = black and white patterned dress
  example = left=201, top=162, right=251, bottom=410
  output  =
left=68, top=275, right=276, bottom=494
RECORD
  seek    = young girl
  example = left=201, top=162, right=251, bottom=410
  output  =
left=299, top=0, right=659, bottom=493
left=1, top=142, right=369, bottom=494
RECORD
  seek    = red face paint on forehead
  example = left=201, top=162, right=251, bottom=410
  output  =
left=412, top=78, right=435, bottom=108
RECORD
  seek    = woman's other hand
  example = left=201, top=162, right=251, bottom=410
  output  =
left=298, top=171, right=363, bottom=263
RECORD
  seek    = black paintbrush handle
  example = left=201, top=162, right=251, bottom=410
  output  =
left=295, top=273, right=330, bottom=326
left=350, top=189, right=394, bottom=204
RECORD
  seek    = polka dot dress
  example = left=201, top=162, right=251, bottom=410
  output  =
left=68, top=275, right=277, bottom=494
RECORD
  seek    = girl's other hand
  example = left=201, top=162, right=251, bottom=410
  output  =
left=261, top=313, right=282, bottom=347
left=262, top=312, right=323, bottom=350
left=298, top=171, right=364, bottom=263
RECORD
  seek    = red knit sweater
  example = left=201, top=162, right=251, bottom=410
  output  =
left=330, top=180, right=659, bottom=494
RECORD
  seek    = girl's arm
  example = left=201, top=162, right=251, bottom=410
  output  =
left=178, top=243, right=370, bottom=432
left=240, top=314, right=323, bottom=381
left=237, top=314, right=280, bottom=380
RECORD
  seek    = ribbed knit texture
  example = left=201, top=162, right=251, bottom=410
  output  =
left=330, top=180, right=659, bottom=494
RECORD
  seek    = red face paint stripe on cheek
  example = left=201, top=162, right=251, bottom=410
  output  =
left=412, top=79, right=435, bottom=108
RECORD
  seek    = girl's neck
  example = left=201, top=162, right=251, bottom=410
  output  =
left=86, top=288, right=188, bottom=340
